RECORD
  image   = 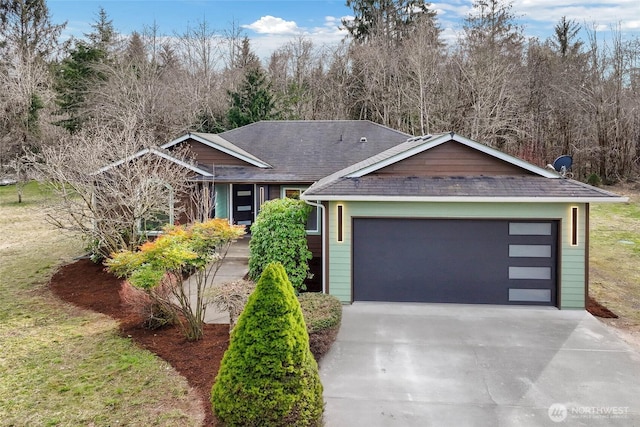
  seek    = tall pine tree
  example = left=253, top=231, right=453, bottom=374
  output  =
left=54, top=7, right=114, bottom=133
left=226, top=38, right=278, bottom=129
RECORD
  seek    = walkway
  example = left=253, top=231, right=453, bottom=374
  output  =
left=182, top=237, right=250, bottom=324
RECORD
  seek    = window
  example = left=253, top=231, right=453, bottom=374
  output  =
left=138, top=180, right=174, bottom=236
left=141, top=212, right=171, bottom=234
left=282, top=187, right=319, bottom=234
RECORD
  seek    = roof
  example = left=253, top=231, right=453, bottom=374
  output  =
left=302, top=176, right=627, bottom=202
left=302, top=132, right=627, bottom=203
left=212, top=120, right=411, bottom=182
left=94, top=147, right=213, bottom=177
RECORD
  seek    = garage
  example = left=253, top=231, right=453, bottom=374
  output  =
left=353, top=218, right=558, bottom=306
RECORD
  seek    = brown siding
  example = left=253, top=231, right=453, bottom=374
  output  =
left=268, top=185, right=281, bottom=200
left=305, top=234, right=323, bottom=292
left=177, top=140, right=251, bottom=167
left=306, top=234, right=322, bottom=257
left=372, top=141, right=533, bottom=177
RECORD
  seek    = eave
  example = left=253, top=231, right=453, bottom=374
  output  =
left=300, top=194, right=629, bottom=203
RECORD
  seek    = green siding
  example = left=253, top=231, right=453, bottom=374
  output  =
left=214, top=184, right=229, bottom=219
left=327, top=201, right=588, bottom=310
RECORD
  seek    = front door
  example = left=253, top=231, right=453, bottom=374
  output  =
left=232, top=184, right=254, bottom=229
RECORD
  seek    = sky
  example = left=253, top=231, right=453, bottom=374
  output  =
left=47, top=0, right=640, bottom=60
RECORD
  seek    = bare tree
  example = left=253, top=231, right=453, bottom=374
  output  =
left=27, top=118, right=196, bottom=259
left=399, top=16, right=444, bottom=134
left=86, top=33, right=197, bottom=140
left=268, top=36, right=320, bottom=119
left=456, top=0, right=526, bottom=149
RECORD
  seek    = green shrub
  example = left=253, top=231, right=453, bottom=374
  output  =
left=106, top=219, right=246, bottom=340
left=298, top=292, right=342, bottom=334
left=211, top=263, right=323, bottom=426
left=299, top=292, right=343, bottom=361
left=249, top=198, right=313, bottom=291
left=587, top=173, right=602, bottom=187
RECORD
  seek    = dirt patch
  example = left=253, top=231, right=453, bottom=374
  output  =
left=49, top=259, right=228, bottom=426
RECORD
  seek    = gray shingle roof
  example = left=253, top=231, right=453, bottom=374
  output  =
left=213, top=120, right=411, bottom=182
left=302, top=175, right=624, bottom=201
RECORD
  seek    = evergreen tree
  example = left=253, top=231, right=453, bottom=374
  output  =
left=227, top=66, right=278, bottom=128
left=343, top=0, right=437, bottom=46
left=54, top=7, right=114, bottom=133
left=54, top=42, right=106, bottom=132
left=462, top=0, right=524, bottom=59
left=211, top=262, right=323, bottom=426
left=86, top=7, right=116, bottom=54
left=550, top=16, right=583, bottom=59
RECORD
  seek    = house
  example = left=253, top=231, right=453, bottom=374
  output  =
left=112, top=121, right=626, bottom=309
left=300, top=132, right=626, bottom=309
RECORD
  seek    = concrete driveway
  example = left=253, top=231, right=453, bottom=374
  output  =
left=319, top=303, right=640, bottom=426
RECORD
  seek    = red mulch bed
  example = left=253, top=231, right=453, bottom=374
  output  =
left=49, top=258, right=227, bottom=426
left=586, top=295, right=618, bottom=318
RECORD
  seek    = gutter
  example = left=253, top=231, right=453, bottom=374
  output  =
left=303, top=199, right=326, bottom=294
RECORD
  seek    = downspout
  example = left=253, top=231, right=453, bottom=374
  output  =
left=303, top=199, right=326, bottom=294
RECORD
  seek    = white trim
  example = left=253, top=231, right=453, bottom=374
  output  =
left=301, top=194, right=629, bottom=203
left=304, top=200, right=326, bottom=293
left=162, top=133, right=271, bottom=169
left=282, top=186, right=321, bottom=234
left=347, top=133, right=559, bottom=179
left=94, top=147, right=213, bottom=177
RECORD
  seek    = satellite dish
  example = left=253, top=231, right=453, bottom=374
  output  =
left=552, top=155, right=573, bottom=177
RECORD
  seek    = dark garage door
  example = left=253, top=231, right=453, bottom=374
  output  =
left=353, top=218, right=557, bottom=305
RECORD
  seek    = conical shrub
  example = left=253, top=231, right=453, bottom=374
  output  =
left=211, top=262, right=323, bottom=426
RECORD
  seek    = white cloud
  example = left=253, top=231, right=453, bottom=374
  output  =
left=243, top=15, right=300, bottom=35
left=513, top=0, right=640, bottom=33
left=247, top=15, right=349, bottom=62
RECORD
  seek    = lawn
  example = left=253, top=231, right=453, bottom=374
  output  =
left=0, top=182, right=203, bottom=426
left=590, top=184, right=640, bottom=330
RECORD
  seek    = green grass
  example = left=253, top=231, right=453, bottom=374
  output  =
left=0, top=182, right=203, bottom=426
left=0, top=180, right=53, bottom=207
left=590, top=185, right=640, bottom=326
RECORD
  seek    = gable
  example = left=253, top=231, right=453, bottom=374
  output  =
left=371, top=141, right=534, bottom=177
left=161, top=133, right=271, bottom=169
left=179, top=139, right=254, bottom=167
left=94, top=147, right=213, bottom=177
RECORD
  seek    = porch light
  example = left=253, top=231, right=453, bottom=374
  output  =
left=337, top=204, right=344, bottom=243
left=570, top=206, right=579, bottom=246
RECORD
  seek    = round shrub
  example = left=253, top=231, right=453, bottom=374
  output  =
left=211, top=262, right=323, bottom=426
left=298, top=292, right=342, bottom=361
left=298, top=292, right=342, bottom=335
left=248, top=198, right=312, bottom=292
